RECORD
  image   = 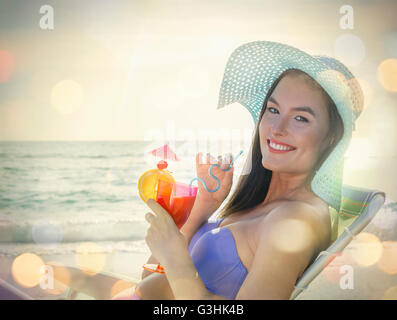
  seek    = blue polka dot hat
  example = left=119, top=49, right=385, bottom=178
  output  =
left=217, top=41, right=364, bottom=212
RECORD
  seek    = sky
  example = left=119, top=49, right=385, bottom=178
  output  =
left=1, top=0, right=397, bottom=196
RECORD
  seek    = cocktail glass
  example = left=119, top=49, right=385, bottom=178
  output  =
left=143, top=180, right=198, bottom=274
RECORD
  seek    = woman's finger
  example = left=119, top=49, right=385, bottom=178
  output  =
left=196, top=152, right=203, bottom=166
left=224, top=153, right=233, bottom=164
left=145, top=212, right=155, bottom=223
left=206, top=153, right=218, bottom=164
left=146, top=198, right=173, bottom=223
left=145, top=212, right=160, bottom=230
left=217, top=155, right=227, bottom=170
left=197, top=152, right=220, bottom=166
left=219, top=153, right=233, bottom=169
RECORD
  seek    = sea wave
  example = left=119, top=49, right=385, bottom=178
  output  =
left=2, top=167, right=23, bottom=172
left=0, top=217, right=147, bottom=244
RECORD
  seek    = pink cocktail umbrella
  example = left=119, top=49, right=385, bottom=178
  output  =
left=148, top=144, right=180, bottom=169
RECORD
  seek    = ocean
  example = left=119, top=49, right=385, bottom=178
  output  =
left=0, top=140, right=237, bottom=285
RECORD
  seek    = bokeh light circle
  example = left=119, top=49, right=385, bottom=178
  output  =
left=75, top=242, right=106, bottom=276
left=320, top=251, right=344, bottom=284
left=11, top=253, right=45, bottom=288
left=349, top=232, right=383, bottom=267
left=268, top=219, right=313, bottom=253
left=0, top=50, right=15, bottom=82
left=32, top=220, right=63, bottom=246
left=377, top=241, right=397, bottom=275
left=334, top=34, right=366, bottom=67
left=321, top=250, right=356, bottom=284
left=377, top=59, right=397, bottom=92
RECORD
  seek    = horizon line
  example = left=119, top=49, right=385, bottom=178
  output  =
left=0, top=139, right=241, bottom=142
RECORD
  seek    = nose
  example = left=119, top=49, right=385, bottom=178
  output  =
left=271, top=117, right=288, bottom=137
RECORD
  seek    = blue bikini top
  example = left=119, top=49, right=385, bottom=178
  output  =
left=187, top=218, right=248, bottom=300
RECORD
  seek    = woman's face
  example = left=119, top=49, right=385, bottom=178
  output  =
left=259, top=74, right=330, bottom=175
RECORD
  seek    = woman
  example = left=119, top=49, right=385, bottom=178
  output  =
left=116, top=41, right=364, bottom=300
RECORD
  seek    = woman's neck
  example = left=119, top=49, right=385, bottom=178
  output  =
left=263, top=172, right=312, bottom=204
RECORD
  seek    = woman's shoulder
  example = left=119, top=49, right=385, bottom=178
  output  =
left=261, top=196, right=328, bottom=218
left=262, top=200, right=323, bottom=221
left=257, top=197, right=331, bottom=244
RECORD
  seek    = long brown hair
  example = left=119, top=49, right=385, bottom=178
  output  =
left=218, top=69, right=344, bottom=219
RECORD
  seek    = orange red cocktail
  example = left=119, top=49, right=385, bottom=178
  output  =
left=155, top=179, right=198, bottom=229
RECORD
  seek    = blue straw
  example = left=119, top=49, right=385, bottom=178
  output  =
left=189, top=150, right=243, bottom=193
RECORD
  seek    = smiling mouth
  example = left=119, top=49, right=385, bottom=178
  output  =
left=267, top=139, right=296, bottom=153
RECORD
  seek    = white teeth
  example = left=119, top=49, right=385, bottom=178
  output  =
left=269, top=141, right=294, bottom=151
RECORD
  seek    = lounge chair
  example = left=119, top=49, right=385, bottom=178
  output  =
left=0, top=278, right=34, bottom=300
left=290, top=184, right=386, bottom=300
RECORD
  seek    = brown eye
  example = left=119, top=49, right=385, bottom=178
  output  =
left=267, top=107, right=279, bottom=114
left=295, top=115, right=308, bottom=122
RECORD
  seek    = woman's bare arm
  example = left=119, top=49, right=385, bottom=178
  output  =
left=235, top=202, right=323, bottom=299
left=136, top=273, right=175, bottom=299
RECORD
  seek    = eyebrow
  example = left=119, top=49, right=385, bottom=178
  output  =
left=268, top=96, right=316, bottom=118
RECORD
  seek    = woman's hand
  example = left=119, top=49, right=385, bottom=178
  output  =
left=144, top=198, right=189, bottom=267
left=143, top=199, right=227, bottom=300
left=194, top=152, right=234, bottom=208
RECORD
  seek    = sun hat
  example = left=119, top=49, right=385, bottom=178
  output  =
left=217, top=40, right=364, bottom=213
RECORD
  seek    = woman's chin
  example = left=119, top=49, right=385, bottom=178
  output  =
left=261, top=158, right=277, bottom=171
left=261, top=158, right=290, bottom=172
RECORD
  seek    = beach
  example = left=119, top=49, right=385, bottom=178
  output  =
left=1, top=141, right=397, bottom=300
